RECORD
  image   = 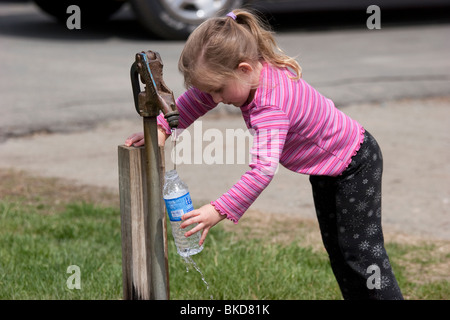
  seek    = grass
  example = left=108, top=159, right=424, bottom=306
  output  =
left=0, top=201, right=122, bottom=299
left=168, top=224, right=342, bottom=300
left=0, top=169, right=448, bottom=300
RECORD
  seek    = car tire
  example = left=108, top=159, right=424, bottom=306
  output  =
left=130, top=0, right=243, bottom=40
left=32, top=0, right=124, bottom=24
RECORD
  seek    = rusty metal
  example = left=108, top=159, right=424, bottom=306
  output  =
left=131, top=51, right=179, bottom=127
left=130, top=50, right=179, bottom=300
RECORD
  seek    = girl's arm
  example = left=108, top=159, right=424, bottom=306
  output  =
left=125, top=126, right=169, bottom=147
left=156, top=87, right=217, bottom=135
left=181, top=106, right=290, bottom=245
left=125, top=87, right=217, bottom=146
left=211, top=106, right=290, bottom=223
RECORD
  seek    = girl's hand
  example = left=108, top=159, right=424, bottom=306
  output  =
left=125, top=127, right=169, bottom=147
left=181, top=204, right=226, bottom=246
left=125, top=132, right=145, bottom=147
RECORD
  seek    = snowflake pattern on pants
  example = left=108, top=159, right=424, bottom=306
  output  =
left=309, top=131, right=403, bottom=300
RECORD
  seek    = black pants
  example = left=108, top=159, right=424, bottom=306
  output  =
left=309, top=131, right=403, bottom=300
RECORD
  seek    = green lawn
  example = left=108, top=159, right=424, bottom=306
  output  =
left=0, top=170, right=448, bottom=300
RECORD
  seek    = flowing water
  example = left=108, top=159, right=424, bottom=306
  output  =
left=172, top=128, right=177, bottom=171
left=172, top=129, right=212, bottom=300
left=183, top=255, right=213, bottom=300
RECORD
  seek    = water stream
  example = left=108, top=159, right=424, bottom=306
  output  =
left=172, top=129, right=212, bottom=300
left=183, top=256, right=213, bottom=300
left=172, top=128, right=177, bottom=171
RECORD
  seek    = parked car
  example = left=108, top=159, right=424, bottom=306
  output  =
left=32, top=0, right=450, bottom=40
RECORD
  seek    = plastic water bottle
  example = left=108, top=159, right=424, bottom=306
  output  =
left=163, top=170, right=203, bottom=257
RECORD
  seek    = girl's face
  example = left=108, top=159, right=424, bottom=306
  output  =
left=198, top=62, right=262, bottom=108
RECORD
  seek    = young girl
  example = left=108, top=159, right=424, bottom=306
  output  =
left=126, top=9, right=403, bottom=300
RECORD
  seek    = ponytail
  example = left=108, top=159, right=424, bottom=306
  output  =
left=179, top=9, right=301, bottom=90
left=233, top=9, right=302, bottom=79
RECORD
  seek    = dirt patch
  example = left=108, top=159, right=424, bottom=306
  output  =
left=222, top=208, right=325, bottom=252
left=398, top=241, right=450, bottom=285
left=0, top=168, right=119, bottom=214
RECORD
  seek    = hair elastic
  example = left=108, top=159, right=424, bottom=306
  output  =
left=226, top=11, right=237, bottom=20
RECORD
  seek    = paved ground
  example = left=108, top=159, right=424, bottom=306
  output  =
left=0, top=2, right=449, bottom=240
left=1, top=2, right=450, bottom=140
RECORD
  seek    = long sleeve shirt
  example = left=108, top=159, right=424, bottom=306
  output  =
left=157, top=62, right=365, bottom=223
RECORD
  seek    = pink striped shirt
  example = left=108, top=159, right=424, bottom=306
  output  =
left=158, top=62, right=365, bottom=223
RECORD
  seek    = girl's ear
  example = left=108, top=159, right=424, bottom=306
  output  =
left=237, top=62, right=254, bottom=74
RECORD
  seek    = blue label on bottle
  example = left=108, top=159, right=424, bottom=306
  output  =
left=164, top=192, right=194, bottom=221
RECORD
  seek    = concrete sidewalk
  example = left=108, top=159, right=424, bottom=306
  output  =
left=0, top=97, right=449, bottom=240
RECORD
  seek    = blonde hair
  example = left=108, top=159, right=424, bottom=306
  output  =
left=178, top=9, right=302, bottom=91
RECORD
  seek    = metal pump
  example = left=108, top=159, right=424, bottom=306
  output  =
left=130, top=50, right=179, bottom=300
left=131, top=51, right=179, bottom=127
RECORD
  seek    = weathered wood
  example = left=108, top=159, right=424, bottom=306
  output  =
left=143, top=117, right=169, bottom=300
left=159, top=146, right=170, bottom=296
left=118, top=145, right=169, bottom=300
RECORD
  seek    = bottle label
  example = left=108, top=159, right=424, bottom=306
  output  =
left=164, top=192, right=194, bottom=221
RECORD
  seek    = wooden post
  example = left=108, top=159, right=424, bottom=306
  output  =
left=118, top=145, right=169, bottom=300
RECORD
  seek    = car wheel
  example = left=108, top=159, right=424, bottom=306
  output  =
left=130, top=0, right=243, bottom=40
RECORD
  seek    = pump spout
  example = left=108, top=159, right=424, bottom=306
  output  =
left=131, top=50, right=179, bottom=128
